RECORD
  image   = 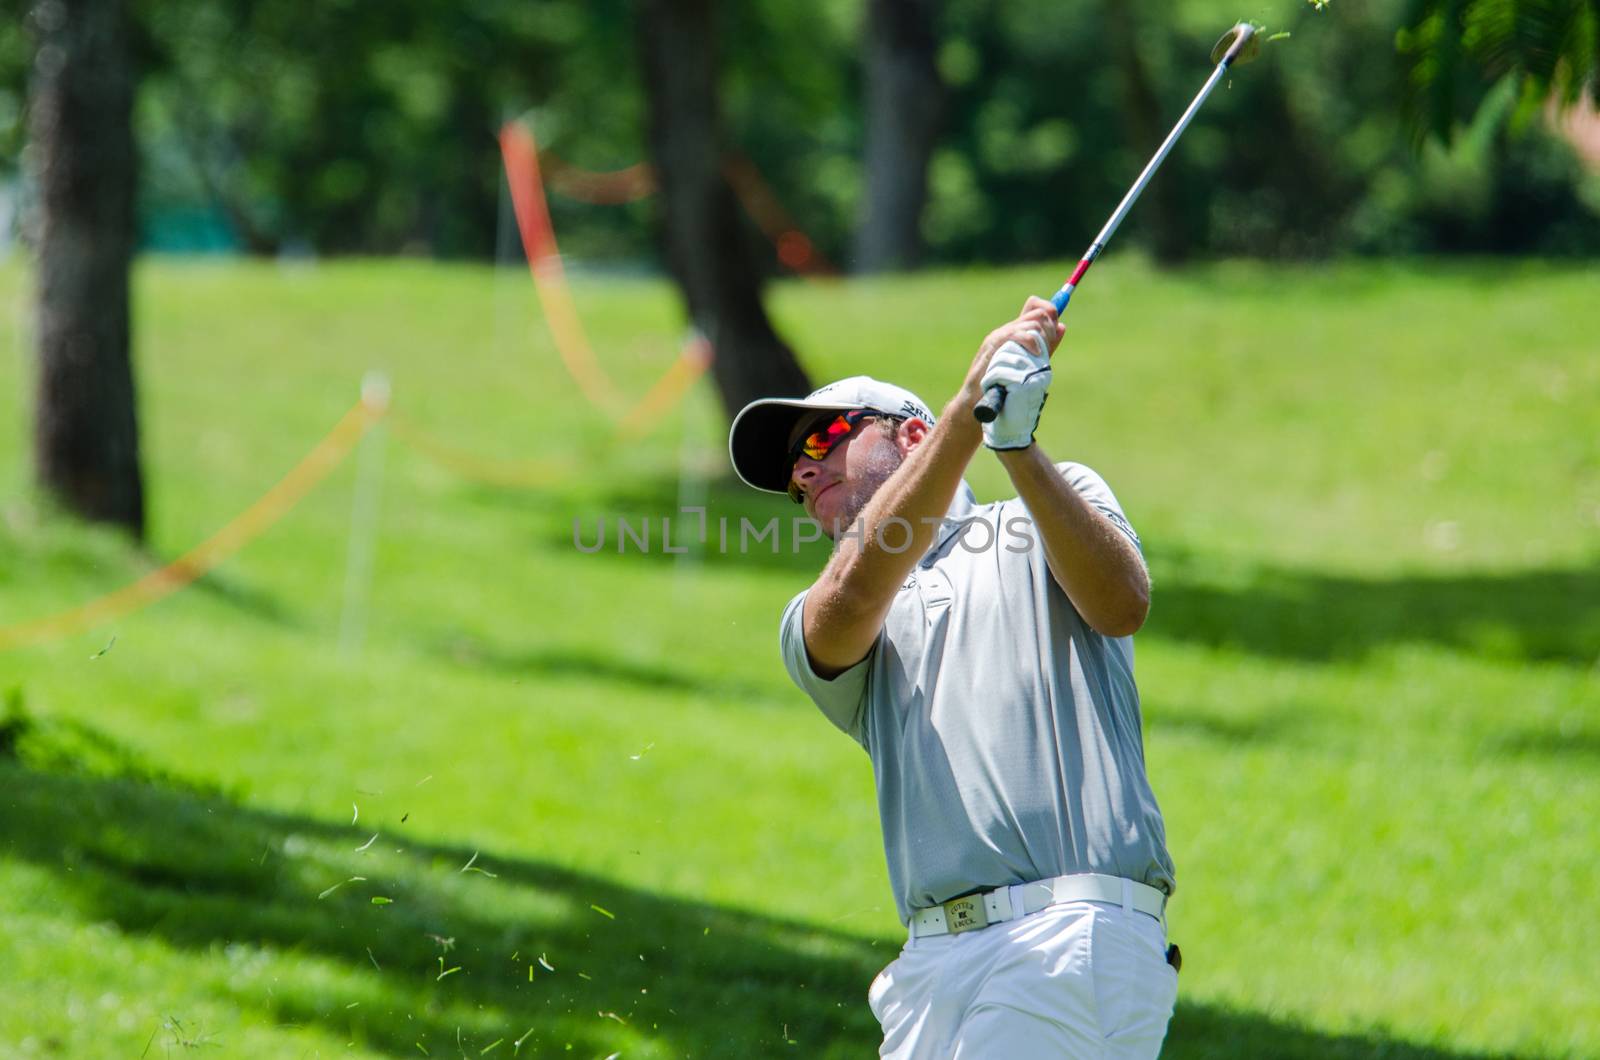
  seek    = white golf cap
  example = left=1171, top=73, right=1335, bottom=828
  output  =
left=728, top=375, right=937, bottom=495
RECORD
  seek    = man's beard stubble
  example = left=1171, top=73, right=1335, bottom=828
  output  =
left=825, top=441, right=905, bottom=541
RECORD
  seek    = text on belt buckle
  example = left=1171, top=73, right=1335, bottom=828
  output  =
left=941, top=894, right=988, bottom=935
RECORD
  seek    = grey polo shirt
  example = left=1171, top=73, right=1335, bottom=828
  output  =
left=780, top=462, right=1175, bottom=925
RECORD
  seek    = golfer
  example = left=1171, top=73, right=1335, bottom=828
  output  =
left=728, top=297, right=1178, bottom=1057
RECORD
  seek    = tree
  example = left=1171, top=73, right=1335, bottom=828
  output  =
left=855, top=0, right=945, bottom=273
left=136, top=0, right=557, bottom=258
left=638, top=0, right=811, bottom=417
left=28, top=0, right=145, bottom=536
left=1102, top=0, right=1191, bottom=264
left=1400, top=0, right=1600, bottom=143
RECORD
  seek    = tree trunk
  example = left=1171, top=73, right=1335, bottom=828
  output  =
left=639, top=0, right=811, bottom=419
left=855, top=0, right=944, bottom=273
left=1102, top=0, right=1190, bottom=266
left=29, top=0, right=144, bottom=536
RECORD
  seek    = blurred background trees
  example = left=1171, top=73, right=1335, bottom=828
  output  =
left=638, top=0, right=810, bottom=413
left=856, top=0, right=945, bottom=272
left=131, top=0, right=566, bottom=257
left=5, top=0, right=1597, bottom=268
left=1401, top=0, right=1599, bottom=145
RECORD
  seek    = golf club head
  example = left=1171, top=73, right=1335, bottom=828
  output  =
left=1210, top=23, right=1261, bottom=67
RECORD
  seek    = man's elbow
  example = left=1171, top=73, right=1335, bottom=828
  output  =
left=804, top=576, right=885, bottom=675
left=1088, top=584, right=1150, bottom=638
left=804, top=616, right=879, bottom=678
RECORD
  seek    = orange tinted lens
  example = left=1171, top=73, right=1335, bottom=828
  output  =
left=793, top=413, right=857, bottom=467
left=788, top=411, right=870, bottom=503
left=800, top=415, right=854, bottom=461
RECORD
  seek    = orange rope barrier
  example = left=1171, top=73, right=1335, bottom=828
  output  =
left=498, top=121, right=712, bottom=437
left=499, top=121, right=622, bottom=412
left=617, top=331, right=715, bottom=440
left=503, top=117, right=841, bottom=437
left=386, top=409, right=569, bottom=488
left=534, top=143, right=835, bottom=278
left=541, top=156, right=655, bottom=205
left=0, top=395, right=386, bottom=652
left=721, top=153, right=839, bottom=277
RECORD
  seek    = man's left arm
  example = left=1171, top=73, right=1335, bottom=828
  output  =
left=996, top=444, right=1150, bottom=637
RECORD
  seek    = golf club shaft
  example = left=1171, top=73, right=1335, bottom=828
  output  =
left=974, top=25, right=1256, bottom=423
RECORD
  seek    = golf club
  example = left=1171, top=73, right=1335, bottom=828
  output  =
left=974, top=22, right=1262, bottom=423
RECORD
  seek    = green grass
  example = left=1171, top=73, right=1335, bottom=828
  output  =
left=0, top=255, right=1596, bottom=1058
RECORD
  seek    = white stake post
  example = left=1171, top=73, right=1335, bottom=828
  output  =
left=340, top=372, right=390, bottom=657
left=674, top=332, right=715, bottom=583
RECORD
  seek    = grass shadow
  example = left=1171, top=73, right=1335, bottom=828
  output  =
left=0, top=718, right=1538, bottom=1059
left=0, top=756, right=886, bottom=1057
left=1163, top=1005, right=1524, bottom=1059
left=1141, top=702, right=1311, bottom=746
left=1146, top=551, right=1600, bottom=670
left=1489, top=723, right=1600, bottom=760
left=465, top=470, right=834, bottom=576
left=182, top=567, right=301, bottom=629
left=0, top=521, right=299, bottom=636
left=427, top=634, right=790, bottom=705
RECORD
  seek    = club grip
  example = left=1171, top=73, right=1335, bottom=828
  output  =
left=974, top=283, right=1072, bottom=423
left=974, top=385, right=1005, bottom=423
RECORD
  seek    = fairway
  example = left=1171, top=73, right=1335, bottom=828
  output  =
left=1, top=257, right=1596, bottom=1058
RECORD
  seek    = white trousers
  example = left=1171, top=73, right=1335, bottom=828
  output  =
left=869, top=901, right=1178, bottom=1059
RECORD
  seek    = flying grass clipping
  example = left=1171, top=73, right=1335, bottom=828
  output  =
left=1250, top=0, right=1335, bottom=47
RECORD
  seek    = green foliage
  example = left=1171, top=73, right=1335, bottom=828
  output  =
left=1354, top=71, right=1600, bottom=251
left=132, top=0, right=633, bottom=256
left=1400, top=0, right=1600, bottom=145
left=0, top=258, right=1597, bottom=1056
left=0, top=6, right=24, bottom=179
left=922, top=0, right=1600, bottom=260
left=718, top=0, right=863, bottom=264
left=4, top=0, right=1600, bottom=257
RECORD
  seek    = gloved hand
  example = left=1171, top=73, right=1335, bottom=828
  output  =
left=979, top=330, right=1052, bottom=450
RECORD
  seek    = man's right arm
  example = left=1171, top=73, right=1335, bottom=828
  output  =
left=802, top=298, right=1066, bottom=677
left=802, top=409, right=982, bottom=676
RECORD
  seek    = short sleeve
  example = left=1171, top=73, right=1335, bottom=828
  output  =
left=1057, top=462, right=1141, bottom=552
left=780, top=589, right=872, bottom=743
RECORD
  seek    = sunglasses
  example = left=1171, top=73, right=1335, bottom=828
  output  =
left=786, top=410, right=893, bottom=504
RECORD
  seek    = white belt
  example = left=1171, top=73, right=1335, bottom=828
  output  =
left=909, top=873, right=1167, bottom=939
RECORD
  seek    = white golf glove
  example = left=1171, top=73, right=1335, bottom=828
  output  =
left=979, top=331, right=1052, bottom=450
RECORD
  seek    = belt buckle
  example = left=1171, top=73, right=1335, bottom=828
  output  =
left=941, top=894, right=989, bottom=935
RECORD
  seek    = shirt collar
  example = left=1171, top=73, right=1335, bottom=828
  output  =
left=922, top=480, right=979, bottom=565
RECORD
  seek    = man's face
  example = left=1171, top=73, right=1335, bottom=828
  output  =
left=787, top=412, right=905, bottom=539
